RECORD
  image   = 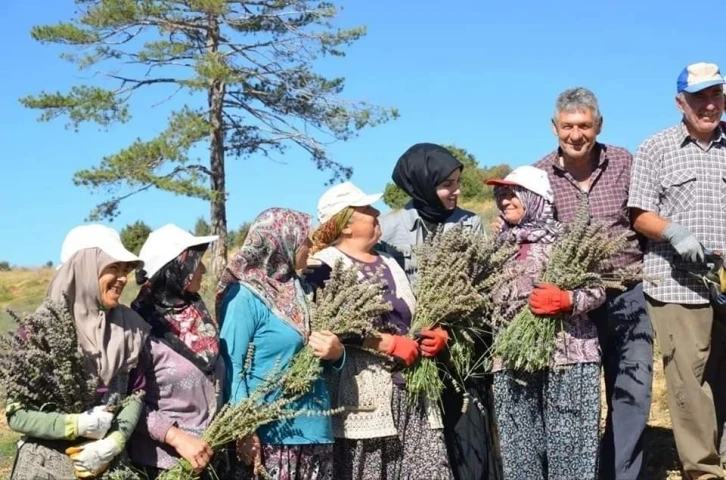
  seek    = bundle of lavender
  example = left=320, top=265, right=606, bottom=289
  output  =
left=462, top=232, right=519, bottom=376
left=405, top=224, right=516, bottom=404
left=158, top=345, right=314, bottom=480
left=285, top=258, right=392, bottom=395
left=492, top=201, right=642, bottom=372
left=0, top=300, right=146, bottom=479
left=0, top=299, right=98, bottom=413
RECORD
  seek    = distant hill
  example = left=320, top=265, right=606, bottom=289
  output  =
left=0, top=199, right=499, bottom=334
left=0, top=268, right=141, bottom=334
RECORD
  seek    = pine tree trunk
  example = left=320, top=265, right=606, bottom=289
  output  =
left=207, top=13, right=228, bottom=279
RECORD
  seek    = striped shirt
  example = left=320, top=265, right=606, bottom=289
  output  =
left=628, top=122, right=726, bottom=304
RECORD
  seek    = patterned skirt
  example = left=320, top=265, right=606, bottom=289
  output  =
left=11, top=439, right=137, bottom=480
left=11, top=440, right=76, bottom=480
left=493, top=363, right=601, bottom=480
left=333, top=386, right=453, bottom=480
left=226, top=443, right=334, bottom=480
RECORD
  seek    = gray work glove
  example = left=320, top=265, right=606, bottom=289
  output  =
left=662, top=223, right=704, bottom=263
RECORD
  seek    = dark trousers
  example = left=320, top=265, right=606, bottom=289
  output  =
left=591, top=282, right=654, bottom=480
left=441, top=374, right=503, bottom=480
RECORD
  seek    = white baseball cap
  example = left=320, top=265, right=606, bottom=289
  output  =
left=59, top=224, right=143, bottom=269
left=317, top=181, right=383, bottom=224
left=138, top=223, right=218, bottom=280
left=486, top=166, right=554, bottom=203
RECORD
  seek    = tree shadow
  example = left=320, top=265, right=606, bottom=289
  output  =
left=640, top=425, right=682, bottom=480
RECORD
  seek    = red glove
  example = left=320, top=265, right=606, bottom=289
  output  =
left=529, top=283, right=573, bottom=315
left=384, top=335, right=420, bottom=366
left=418, top=327, right=450, bottom=357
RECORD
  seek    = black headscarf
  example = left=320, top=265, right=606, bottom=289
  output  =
left=392, top=143, right=463, bottom=228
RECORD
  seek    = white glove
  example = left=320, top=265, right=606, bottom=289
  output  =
left=67, top=432, right=124, bottom=477
left=76, top=406, right=114, bottom=440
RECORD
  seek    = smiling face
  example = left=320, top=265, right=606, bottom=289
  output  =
left=436, top=168, right=462, bottom=210
left=495, top=187, right=525, bottom=225
left=98, top=261, right=135, bottom=309
left=552, top=108, right=602, bottom=162
left=677, top=85, right=725, bottom=140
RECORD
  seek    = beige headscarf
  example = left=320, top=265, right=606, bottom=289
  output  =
left=46, top=248, right=149, bottom=387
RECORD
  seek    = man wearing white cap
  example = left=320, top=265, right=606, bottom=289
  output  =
left=629, top=62, right=726, bottom=479
left=532, top=87, right=652, bottom=480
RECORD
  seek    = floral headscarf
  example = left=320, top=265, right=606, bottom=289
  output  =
left=309, top=207, right=354, bottom=255
left=132, top=244, right=219, bottom=374
left=216, top=208, right=313, bottom=337
left=494, top=185, right=563, bottom=245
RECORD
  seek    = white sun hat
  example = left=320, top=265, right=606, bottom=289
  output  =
left=486, top=165, right=554, bottom=203
left=59, top=224, right=143, bottom=269
left=138, top=223, right=218, bottom=280
left=317, top=181, right=383, bottom=224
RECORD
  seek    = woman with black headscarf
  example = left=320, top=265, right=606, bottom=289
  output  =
left=378, top=143, right=503, bottom=480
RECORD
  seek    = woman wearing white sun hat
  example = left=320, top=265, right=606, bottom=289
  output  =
left=305, top=181, right=452, bottom=480
left=128, top=224, right=225, bottom=478
left=8, top=224, right=150, bottom=479
left=487, top=166, right=603, bottom=480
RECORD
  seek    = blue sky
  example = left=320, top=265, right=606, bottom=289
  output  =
left=1, top=0, right=724, bottom=266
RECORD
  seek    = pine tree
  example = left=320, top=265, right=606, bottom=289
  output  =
left=22, top=0, right=398, bottom=275
left=120, top=220, right=152, bottom=255
left=193, top=217, right=212, bottom=237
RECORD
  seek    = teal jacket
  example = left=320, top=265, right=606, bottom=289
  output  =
left=219, top=283, right=344, bottom=445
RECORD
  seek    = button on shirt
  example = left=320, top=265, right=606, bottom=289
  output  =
left=628, top=122, right=726, bottom=305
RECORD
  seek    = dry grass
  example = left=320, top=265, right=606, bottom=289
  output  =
left=639, top=344, right=683, bottom=480
left=460, top=198, right=500, bottom=228
left=0, top=268, right=56, bottom=333
left=0, top=415, right=18, bottom=480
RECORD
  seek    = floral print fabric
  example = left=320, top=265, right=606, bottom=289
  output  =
left=133, top=244, right=219, bottom=372
left=216, top=208, right=313, bottom=337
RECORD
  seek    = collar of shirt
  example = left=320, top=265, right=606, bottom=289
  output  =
left=399, top=202, right=422, bottom=232
left=546, top=143, right=608, bottom=173
left=677, top=121, right=726, bottom=149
